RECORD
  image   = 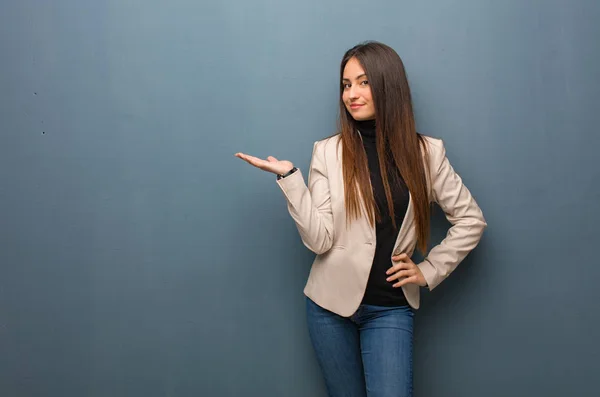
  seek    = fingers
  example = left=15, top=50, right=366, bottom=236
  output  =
left=386, top=261, right=411, bottom=275
left=235, top=153, right=270, bottom=170
left=393, top=276, right=418, bottom=288
left=391, top=253, right=409, bottom=261
left=386, top=255, right=419, bottom=287
left=386, top=269, right=413, bottom=282
left=389, top=266, right=427, bottom=288
left=235, top=152, right=260, bottom=164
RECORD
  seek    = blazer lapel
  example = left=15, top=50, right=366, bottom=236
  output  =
left=392, top=192, right=415, bottom=256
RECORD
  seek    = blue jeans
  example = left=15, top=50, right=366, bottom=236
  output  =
left=306, top=297, right=414, bottom=397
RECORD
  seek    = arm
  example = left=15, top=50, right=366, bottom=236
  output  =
left=276, top=141, right=334, bottom=255
left=417, top=140, right=488, bottom=290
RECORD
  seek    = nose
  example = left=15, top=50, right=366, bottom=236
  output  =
left=348, top=85, right=359, bottom=100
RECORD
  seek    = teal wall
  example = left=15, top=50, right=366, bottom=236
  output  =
left=1, top=1, right=599, bottom=396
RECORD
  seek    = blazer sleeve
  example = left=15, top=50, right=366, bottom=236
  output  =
left=276, top=140, right=334, bottom=254
left=417, top=139, right=487, bottom=290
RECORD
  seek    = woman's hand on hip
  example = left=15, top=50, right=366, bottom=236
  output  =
left=387, top=253, right=427, bottom=288
left=235, top=152, right=294, bottom=176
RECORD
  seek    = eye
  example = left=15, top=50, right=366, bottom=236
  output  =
left=360, top=80, right=369, bottom=86
left=343, top=83, right=351, bottom=89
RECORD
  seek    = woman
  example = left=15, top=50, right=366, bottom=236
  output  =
left=235, top=41, right=487, bottom=397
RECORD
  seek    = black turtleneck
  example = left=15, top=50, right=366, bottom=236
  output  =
left=355, top=119, right=410, bottom=307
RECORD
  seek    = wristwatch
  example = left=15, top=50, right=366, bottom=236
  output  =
left=277, top=167, right=298, bottom=180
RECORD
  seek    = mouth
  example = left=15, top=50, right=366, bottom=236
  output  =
left=349, top=104, right=365, bottom=110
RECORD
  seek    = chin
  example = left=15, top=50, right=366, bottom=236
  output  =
left=352, top=114, right=375, bottom=121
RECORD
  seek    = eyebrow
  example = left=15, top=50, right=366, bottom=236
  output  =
left=342, top=73, right=367, bottom=81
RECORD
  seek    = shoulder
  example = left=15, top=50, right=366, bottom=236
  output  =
left=420, top=134, right=445, bottom=156
left=313, top=133, right=342, bottom=156
left=420, top=134, right=448, bottom=168
left=316, top=133, right=341, bottom=147
left=418, top=135, right=449, bottom=189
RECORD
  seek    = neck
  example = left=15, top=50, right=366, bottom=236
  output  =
left=356, top=119, right=376, bottom=138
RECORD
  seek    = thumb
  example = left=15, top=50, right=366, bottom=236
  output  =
left=267, top=156, right=279, bottom=162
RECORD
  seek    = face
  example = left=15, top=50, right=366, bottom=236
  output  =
left=342, top=57, right=375, bottom=121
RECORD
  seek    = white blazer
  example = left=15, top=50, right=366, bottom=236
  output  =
left=276, top=134, right=487, bottom=317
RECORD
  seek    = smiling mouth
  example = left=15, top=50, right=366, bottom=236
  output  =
left=350, top=104, right=364, bottom=109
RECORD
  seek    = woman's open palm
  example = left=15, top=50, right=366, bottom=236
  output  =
left=235, top=152, right=294, bottom=176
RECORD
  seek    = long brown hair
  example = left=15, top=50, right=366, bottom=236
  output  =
left=338, top=41, right=431, bottom=254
